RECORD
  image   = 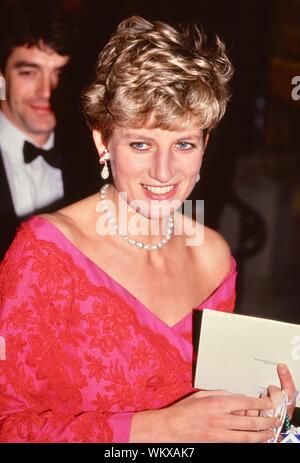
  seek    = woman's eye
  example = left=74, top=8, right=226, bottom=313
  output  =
left=177, top=142, right=195, bottom=150
left=130, top=142, right=149, bottom=151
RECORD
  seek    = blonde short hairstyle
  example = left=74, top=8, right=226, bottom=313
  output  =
left=83, top=16, right=233, bottom=138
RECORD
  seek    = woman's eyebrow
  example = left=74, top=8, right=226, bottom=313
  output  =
left=123, top=133, right=155, bottom=141
left=175, top=134, right=202, bottom=141
left=122, top=132, right=202, bottom=141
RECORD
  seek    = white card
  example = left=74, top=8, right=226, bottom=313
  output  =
left=194, top=309, right=300, bottom=407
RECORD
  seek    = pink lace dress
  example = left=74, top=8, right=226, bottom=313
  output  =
left=0, top=216, right=236, bottom=442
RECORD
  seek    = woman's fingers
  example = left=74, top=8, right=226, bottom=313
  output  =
left=245, top=409, right=260, bottom=417
left=222, top=395, right=273, bottom=414
left=277, top=364, right=296, bottom=399
left=220, top=429, right=275, bottom=444
left=232, top=409, right=259, bottom=417
left=193, top=389, right=232, bottom=399
left=232, top=410, right=247, bottom=416
left=276, top=364, right=297, bottom=418
left=220, top=414, right=280, bottom=432
left=267, top=385, right=283, bottom=409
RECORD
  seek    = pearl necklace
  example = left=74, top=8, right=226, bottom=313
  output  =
left=99, top=184, right=174, bottom=250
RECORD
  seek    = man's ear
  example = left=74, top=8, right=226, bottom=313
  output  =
left=92, top=130, right=106, bottom=156
left=0, top=73, right=6, bottom=101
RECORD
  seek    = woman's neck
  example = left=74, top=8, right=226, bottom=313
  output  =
left=104, top=183, right=173, bottom=247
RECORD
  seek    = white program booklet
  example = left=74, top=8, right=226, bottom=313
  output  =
left=194, top=309, right=300, bottom=407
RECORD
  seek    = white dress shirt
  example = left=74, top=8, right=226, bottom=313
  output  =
left=0, top=111, right=64, bottom=217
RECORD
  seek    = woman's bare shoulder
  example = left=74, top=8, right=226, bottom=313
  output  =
left=204, top=225, right=231, bottom=257
left=176, top=212, right=230, bottom=257
left=202, top=226, right=232, bottom=280
left=182, top=213, right=232, bottom=279
left=39, top=194, right=99, bottom=242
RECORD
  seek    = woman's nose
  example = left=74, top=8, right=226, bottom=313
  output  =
left=150, top=151, right=174, bottom=183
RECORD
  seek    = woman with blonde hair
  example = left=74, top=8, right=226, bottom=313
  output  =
left=0, top=16, right=296, bottom=443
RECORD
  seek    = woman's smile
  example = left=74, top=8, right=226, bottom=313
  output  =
left=141, top=183, right=178, bottom=200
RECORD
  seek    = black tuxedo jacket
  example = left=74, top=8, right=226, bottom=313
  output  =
left=0, top=130, right=99, bottom=261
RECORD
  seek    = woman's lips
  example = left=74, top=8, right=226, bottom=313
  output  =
left=141, top=183, right=178, bottom=200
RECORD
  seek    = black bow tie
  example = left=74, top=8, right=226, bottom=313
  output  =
left=23, top=141, right=62, bottom=169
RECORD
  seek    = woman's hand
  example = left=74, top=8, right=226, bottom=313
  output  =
left=246, top=364, right=297, bottom=433
left=130, top=390, right=280, bottom=443
left=268, top=364, right=297, bottom=420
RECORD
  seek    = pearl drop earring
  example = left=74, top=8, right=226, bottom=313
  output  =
left=99, top=149, right=111, bottom=180
left=196, top=173, right=200, bottom=182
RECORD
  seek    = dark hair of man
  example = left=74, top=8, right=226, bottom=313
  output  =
left=0, top=0, right=76, bottom=72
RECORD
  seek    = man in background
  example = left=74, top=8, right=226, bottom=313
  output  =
left=0, top=1, right=97, bottom=260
